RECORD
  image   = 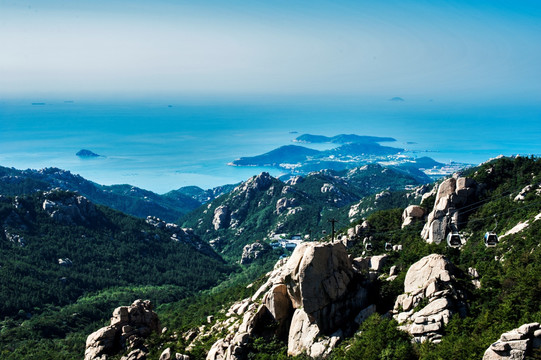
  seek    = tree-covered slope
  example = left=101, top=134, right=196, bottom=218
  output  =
left=0, top=190, right=232, bottom=317
left=181, top=164, right=425, bottom=260
left=164, top=183, right=238, bottom=204
left=148, top=156, right=541, bottom=360
left=0, top=166, right=202, bottom=222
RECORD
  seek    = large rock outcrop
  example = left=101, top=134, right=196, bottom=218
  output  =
left=240, top=242, right=267, bottom=265
left=402, top=205, right=425, bottom=228
left=421, top=176, right=478, bottom=244
left=203, top=241, right=371, bottom=360
left=483, top=323, right=541, bottom=359
left=85, top=300, right=161, bottom=360
left=42, top=192, right=98, bottom=226
left=212, top=205, right=231, bottom=230
left=393, top=254, right=467, bottom=343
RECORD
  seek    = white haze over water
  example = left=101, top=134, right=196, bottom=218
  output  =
left=1, top=1, right=540, bottom=99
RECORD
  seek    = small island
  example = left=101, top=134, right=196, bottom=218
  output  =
left=229, top=133, right=469, bottom=180
left=76, top=149, right=101, bottom=158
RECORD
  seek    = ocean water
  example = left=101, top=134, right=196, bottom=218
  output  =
left=1, top=96, right=540, bottom=194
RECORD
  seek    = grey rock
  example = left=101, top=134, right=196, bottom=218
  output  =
left=517, top=323, right=539, bottom=335
left=240, top=242, right=267, bottom=265
left=212, top=205, right=230, bottom=230
left=85, top=300, right=160, bottom=360
left=500, top=331, right=526, bottom=342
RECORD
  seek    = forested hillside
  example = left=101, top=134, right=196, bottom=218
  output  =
left=182, top=164, right=425, bottom=260
left=0, top=166, right=202, bottom=222
left=148, top=156, right=541, bottom=360
left=1, top=156, right=540, bottom=360
left=0, top=190, right=233, bottom=359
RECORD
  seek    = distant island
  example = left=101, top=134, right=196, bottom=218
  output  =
left=293, top=134, right=396, bottom=144
left=389, top=97, right=405, bottom=102
left=229, top=133, right=469, bottom=180
left=76, top=149, right=101, bottom=158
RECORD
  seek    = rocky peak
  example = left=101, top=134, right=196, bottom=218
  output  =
left=205, top=241, right=372, bottom=359
left=285, top=175, right=304, bottom=186
left=275, top=197, right=299, bottom=215
left=240, top=242, right=267, bottom=265
left=233, top=172, right=274, bottom=195
left=85, top=299, right=161, bottom=360
left=421, top=176, right=479, bottom=244
left=393, top=254, right=467, bottom=343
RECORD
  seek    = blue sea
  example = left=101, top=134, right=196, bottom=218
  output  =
left=1, top=96, right=540, bottom=194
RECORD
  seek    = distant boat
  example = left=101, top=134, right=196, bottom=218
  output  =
left=31, top=102, right=46, bottom=106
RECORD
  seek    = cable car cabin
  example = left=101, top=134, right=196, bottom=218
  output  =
left=365, top=243, right=373, bottom=251
left=447, top=232, right=462, bottom=248
left=385, top=242, right=393, bottom=251
left=484, top=232, right=498, bottom=247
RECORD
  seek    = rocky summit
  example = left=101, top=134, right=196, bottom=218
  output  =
left=421, top=176, right=479, bottom=244
left=393, top=254, right=468, bottom=343
left=85, top=300, right=161, bottom=360
left=202, top=241, right=378, bottom=359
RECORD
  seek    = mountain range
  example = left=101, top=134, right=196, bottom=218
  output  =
left=0, top=155, right=540, bottom=360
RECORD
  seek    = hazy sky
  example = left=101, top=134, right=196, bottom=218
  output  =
left=1, top=0, right=540, bottom=100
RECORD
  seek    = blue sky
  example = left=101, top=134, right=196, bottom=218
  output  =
left=1, top=0, right=540, bottom=100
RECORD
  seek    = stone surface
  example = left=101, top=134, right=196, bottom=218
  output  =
left=204, top=241, right=371, bottom=360
left=262, top=284, right=292, bottom=323
left=212, top=205, right=230, bottom=230
left=393, top=254, right=466, bottom=343
left=160, top=348, right=173, bottom=360
left=354, top=304, right=376, bottom=325
left=403, top=254, right=454, bottom=294
left=121, top=349, right=147, bottom=360
left=240, top=242, right=267, bottom=265
left=483, top=323, right=541, bottom=359
left=85, top=300, right=161, bottom=360
left=287, top=308, right=321, bottom=356
left=421, top=177, right=478, bottom=244
left=402, top=205, right=425, bottom=228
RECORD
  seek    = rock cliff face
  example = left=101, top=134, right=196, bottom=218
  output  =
left=203, top=241, right=373, bottom=359
left=393, top=254, right=467, bottom=343
left=483, top=322, right=541, bottom=359
left=213, top=205, right=231, bottom=230
left=85, top=300, right=161, bottom=360
left=421, top=176, right=479, bottom=244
